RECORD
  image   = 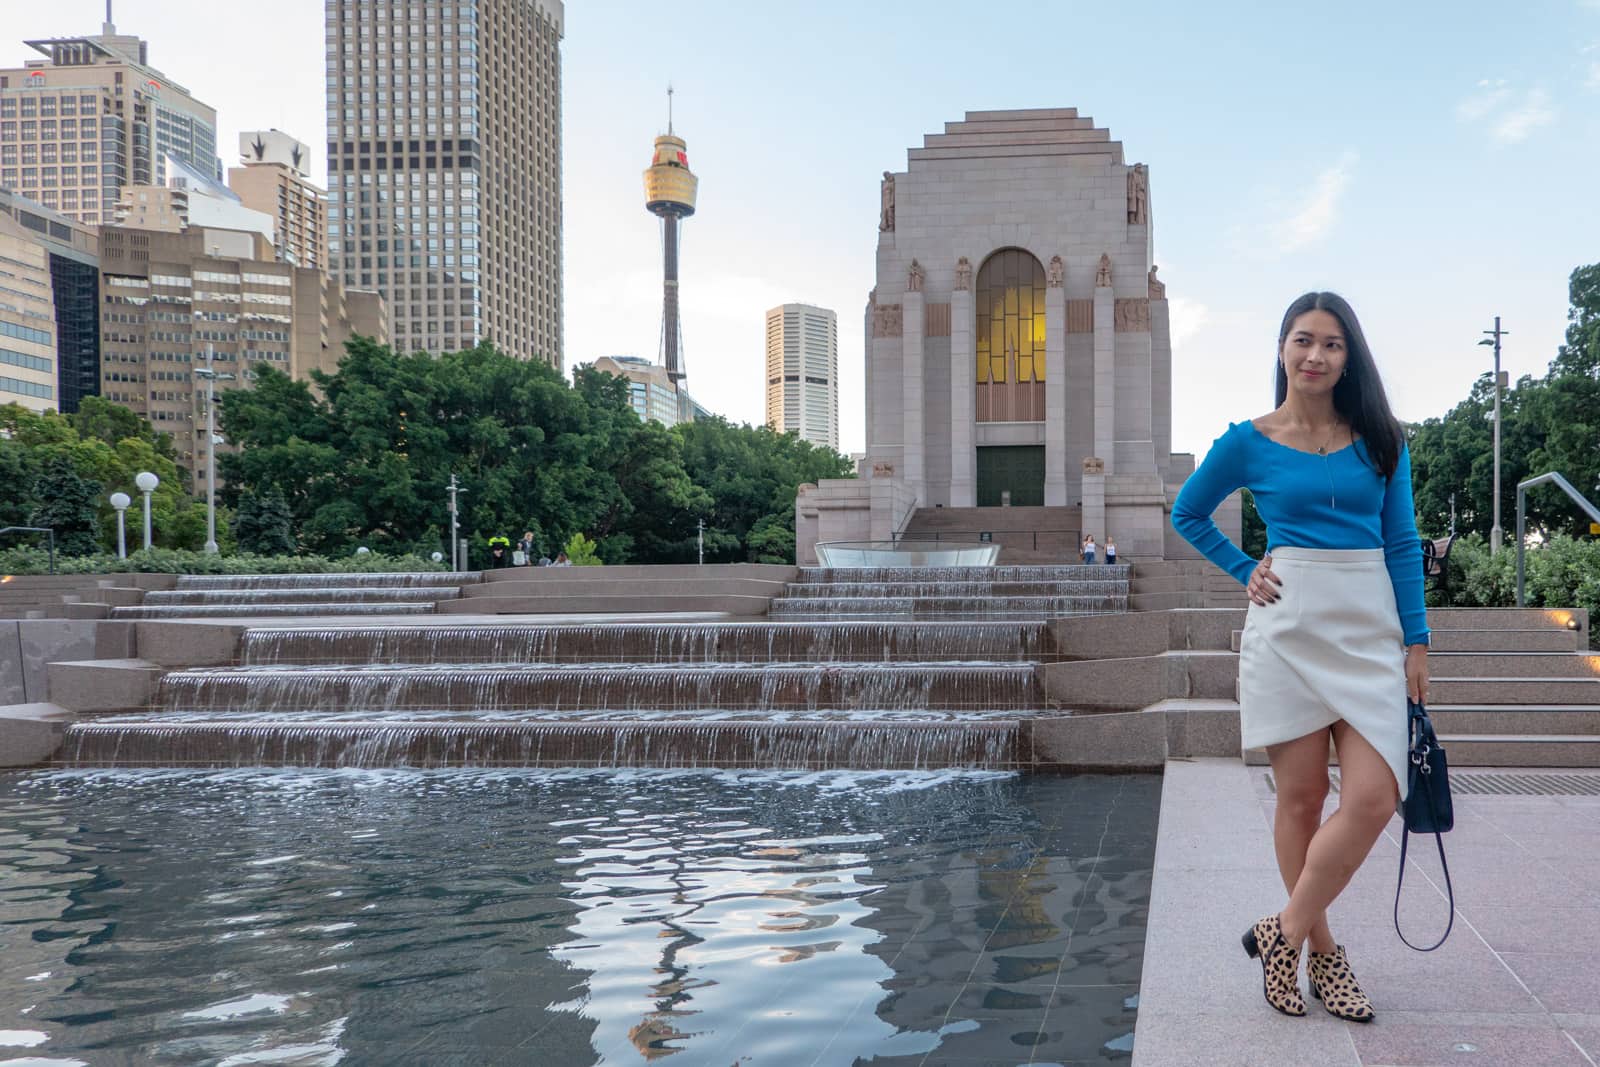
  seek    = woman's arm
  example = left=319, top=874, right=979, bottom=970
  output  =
left=1171, top=424, right=1256, bottom=585
left=1381, top=443, right=1431, bottom=648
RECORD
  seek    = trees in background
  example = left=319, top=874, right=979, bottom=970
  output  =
left=215, top=339, right=854, bottom=564
left=0, top=397, right=210, bottom=553
left=1409, top=264, right=1600, bottom=542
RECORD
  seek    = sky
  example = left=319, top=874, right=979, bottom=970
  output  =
left=7, top=1, right=1599, bottom=458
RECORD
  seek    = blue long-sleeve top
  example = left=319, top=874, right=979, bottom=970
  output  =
left=1171, top=420, right=1430, bottom=646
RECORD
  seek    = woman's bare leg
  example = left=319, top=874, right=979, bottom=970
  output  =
left=1266, top=728, right=1337, bottom=954
left=1278, top=721, right=1399, bottom=946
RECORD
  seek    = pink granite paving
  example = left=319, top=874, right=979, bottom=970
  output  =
left=1132, top=759, right=1600, bottom=1067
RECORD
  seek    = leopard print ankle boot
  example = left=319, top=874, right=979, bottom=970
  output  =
left=1241, top=913, right=1306, bottom=1016
left=1308, top=945, right=1375, bottom=1022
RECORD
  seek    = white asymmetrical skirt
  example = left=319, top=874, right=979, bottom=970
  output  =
left=1238, top=547, right=1410, bottom=801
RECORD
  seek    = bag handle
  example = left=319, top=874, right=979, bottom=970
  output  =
left=1393, top=714, right=1455, bottom=952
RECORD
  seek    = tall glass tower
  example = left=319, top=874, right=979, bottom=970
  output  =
left=325, top=0, right=564, bottom=366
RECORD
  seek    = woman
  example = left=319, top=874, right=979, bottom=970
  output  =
left=1104, top=538, right=1118, bottom=566
left=1171, top=292, right=1429, bottom=1022
left=1082, top=534, right=1097, bottom=565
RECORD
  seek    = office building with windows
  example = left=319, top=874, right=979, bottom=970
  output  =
left=0, top=188, right=99, bottom=412
left=98, top=220, right=384, bottom=471
left=764, top=303, right=838, bottom=451
left=325, top=0, right=564, bottom=365
left=0, top=11, right=219, bottom=225
left=229, top=129, right=328, bottom=273
left=593, top=354, right=695, bottom=427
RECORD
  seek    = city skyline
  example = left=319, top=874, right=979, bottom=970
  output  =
left=5, top=1, right=1599, bottom=458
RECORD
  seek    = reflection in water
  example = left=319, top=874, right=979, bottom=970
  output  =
left=0, top=768, right=1157, bottom=1065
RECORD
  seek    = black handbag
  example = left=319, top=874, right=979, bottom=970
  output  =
left=1394, top=698, right=1455, bottom=951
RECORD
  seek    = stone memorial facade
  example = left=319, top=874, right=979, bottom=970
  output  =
left=798, top=108, right=1229, bottom=563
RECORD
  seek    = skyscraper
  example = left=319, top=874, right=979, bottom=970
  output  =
left=0, top=8, right=220, bottom=225
left=0, top=188, right=100, bottom=413
left=230, top=130, right=328, bottom=272
left=764, top=303, right=838, bottom=452
left=325, top=0, right=564, bottom=365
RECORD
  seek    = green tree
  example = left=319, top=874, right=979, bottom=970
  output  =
left=216, top=341, right=708, bottom=562
left=233, top=487, right=297, bottom=555
left=672, top=417, right=855, bottom=564
left=29, top=453, right=103, bottom=555
left=1409, top=263, right=1600, bottom=542
left=563, top=531, right=602, bottom=566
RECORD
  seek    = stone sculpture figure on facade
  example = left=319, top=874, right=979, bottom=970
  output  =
left=1047, top=255, right=1065, bottom=288
left=879, top=172, right=895, bottom=232
left=954, top=256, right=972, bottom=291
left=1148, top=264, right=1165, bottom=299
left=907, top=259, right=924, bottom=292
left=1127, top=163, right=1148, bottom=224
left=1096, top=253, right=1113, bottom=288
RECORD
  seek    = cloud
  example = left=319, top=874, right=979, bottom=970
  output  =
left=1456, top=79, right=1556, bottom=142
left=1167, top=297, right=1210, bottom=351
left=1274, top=152, right=1358, bottom=251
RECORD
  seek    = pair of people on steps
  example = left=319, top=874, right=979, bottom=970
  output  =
left=1173, top=292, right=1431, bottom=1022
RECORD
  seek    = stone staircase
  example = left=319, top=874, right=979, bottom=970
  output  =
left=1233, top=608, right=1600, bottom=767
left=1129, top=559, right=1247, bottom=611
left=769, top=564, right=1130, bottom=619
left=106, top=572, right=481, bottom=619
left=1038, top=605, right=1599, bottom=768
left=442, top=564, right=795, bottom=615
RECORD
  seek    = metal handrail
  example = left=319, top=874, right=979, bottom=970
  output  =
left=0, top=526, right=56, bottom=575
left=1515, top=472, right=1600, bottom=606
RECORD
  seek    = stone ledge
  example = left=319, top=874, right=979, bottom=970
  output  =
left=47, top=658, right=163, bottom=713
left=0, top=702, right=73, bottom=767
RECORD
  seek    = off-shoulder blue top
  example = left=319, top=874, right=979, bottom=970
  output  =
left=1170, top=420, right=1430, bottom=646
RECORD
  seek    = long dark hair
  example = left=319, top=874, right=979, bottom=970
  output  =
left=1274, top=291, right=1404, bottom=479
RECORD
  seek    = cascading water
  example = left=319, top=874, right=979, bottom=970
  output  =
left=154, top=663, right=1043, bottom=713
left=239, top=621, right=1062, bottom=666
left=772, top=564, right=1131, bottom=620
left=59, top=563, right=1130, bottom=770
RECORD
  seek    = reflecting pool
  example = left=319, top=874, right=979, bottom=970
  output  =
left=0, top=769, right=1157, bottom=1066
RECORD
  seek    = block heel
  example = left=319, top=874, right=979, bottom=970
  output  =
left=1243, top=914, right=1306, bottom=1017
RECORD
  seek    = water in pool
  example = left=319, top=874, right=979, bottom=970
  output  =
left=0, top=768, right=1158, bottom=1066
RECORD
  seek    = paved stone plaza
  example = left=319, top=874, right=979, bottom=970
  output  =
left=1136, top=760, right=1600, bottom=1067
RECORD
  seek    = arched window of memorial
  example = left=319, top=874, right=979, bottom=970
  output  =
left=975, top=248, right=1046, bottom=422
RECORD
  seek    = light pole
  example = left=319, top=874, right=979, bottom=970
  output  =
left=109, top=492, right=131, bottom=558
left=194, top=347, right=236, bottom=555
left=135, top=471, right=159, bottom=550
left=446, top=474, right=465, bottom=571
left=1478, top=317, right=1508, bottom=555
left=697, top=518, right=705, bottom=565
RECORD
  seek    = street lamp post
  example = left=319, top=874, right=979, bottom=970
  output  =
left=109, top=492, right=131, bottom=559
left=194, top=346, right=236, bottom=555
left=135, top=471, right=159, bottom=550
left=1479, top=317, right=1509, bottom=555
left=446, top=474, right=465, bottom=571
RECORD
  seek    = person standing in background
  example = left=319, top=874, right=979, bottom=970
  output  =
left=1082, top=534, right=1097, bottom=565
left=1105, top=538, right=1118, bottom=565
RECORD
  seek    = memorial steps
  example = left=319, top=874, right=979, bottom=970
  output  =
left=106, top=572, right=482, bottom=620
left=51, top=566, right=1129, bottom=770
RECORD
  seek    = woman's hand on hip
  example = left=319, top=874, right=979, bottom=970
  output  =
left=1405, top=644, right=1430, bottom=705
left=1247, top=553, right=1282, bottom=606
